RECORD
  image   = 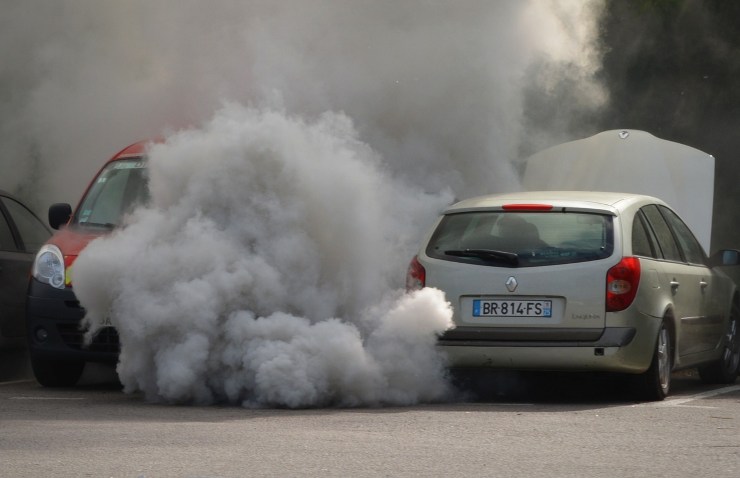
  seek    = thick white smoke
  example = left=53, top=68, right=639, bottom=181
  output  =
left=72, top=106, right=455, bottom=407
left=4, top=1, right=608, bottom=406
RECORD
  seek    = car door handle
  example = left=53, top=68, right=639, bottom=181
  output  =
left=670, top=280, right=680, bottom=290
left=700, top=279, right=708, bottom=289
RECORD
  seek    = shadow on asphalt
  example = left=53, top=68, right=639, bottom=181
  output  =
left=0, top=345, right=120, bottom=388
left=450, top=368, right=713, bottom=404
left=3, top=345, right=727, bottom=408
left=0, top=345, right=32, bottom=382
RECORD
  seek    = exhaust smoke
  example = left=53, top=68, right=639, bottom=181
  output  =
left=72, top=107, right=456, bottom=407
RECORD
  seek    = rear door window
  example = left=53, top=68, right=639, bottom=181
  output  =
left=426, top=211, right=614, bottom=268
left=641, top=205, right=683, bottom=262
left=658, top=205, right=706, bottom=265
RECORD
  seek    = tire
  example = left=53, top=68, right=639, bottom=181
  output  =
left=633, top=322, right=672, bottom=401
left=698, top=301, right=740, bottom=384
left=30, top=355, right=85, bottom=387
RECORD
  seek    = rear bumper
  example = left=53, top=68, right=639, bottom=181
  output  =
left=26, top=278, right=119, bottom=363
left=439, top=323, right=660, bottom=374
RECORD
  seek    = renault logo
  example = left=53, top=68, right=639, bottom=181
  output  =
left=505, top=276, right=518, bottom=292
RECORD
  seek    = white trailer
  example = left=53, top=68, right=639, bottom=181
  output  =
left=521, top=129, right=715, bottom=253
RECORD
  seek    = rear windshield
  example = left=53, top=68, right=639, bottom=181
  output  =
left=74, top=158, right=149, bottom=229
left=426, top=211, right=614, bottom=268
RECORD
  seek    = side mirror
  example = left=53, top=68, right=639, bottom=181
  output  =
left=48, top=203, right=72, bottom=230
left=709, top=249, right=740, bottom=267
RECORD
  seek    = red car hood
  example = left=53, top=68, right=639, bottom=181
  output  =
left=47, top=226, right=108, bottom=287
left=48, top=226, right=107, bottom=257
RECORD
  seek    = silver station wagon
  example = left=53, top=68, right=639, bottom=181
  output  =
left=407, top=191, right=740, bottom=400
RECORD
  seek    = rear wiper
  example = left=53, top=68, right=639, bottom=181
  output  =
left=444, top=249, right=519, bottom=266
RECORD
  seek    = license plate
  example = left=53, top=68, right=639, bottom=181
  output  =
left=473, top=299, right=552, bottom=318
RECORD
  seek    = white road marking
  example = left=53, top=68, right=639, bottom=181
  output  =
left=658, top=384, right=740, bottom=407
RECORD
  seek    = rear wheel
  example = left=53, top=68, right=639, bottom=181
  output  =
left=633, top=322, right=671, bottom=401
left=698, top=301, right=740, bottom=384
left=30, top=355, right=85, bottom=387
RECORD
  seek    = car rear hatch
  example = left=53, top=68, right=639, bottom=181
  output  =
left=421, top=205, right=617, bottom=342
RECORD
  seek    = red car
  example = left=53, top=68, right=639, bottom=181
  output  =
left=27, top=141, right=150, bottom=386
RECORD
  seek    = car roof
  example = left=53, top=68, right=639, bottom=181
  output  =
left=444, top=190, right=666, bottom=215
left=107, top=140, right=157, bottom=162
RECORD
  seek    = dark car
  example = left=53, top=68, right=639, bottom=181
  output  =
left=27, top=141, right=150, bottom=386
left=0, top=190, right=51, bottom=349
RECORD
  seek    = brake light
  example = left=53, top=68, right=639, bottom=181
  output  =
left=606, top=257, right=641, bottom=312
left=502, top=204, right=553, bottom=211
left=406, top=256, right=426, bottom=292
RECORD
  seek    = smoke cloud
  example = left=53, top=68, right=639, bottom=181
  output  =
left=1, top=0, right=606, bottom=208
left=73, top=107, right=455, bottom=406
left=4, top=1, right=608, bottom=406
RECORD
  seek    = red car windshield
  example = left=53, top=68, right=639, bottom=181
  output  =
left=74, top=158, right=149, bottom=228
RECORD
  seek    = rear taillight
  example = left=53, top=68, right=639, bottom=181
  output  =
left=406, top=256, right=426, bottom=292
left=606, top=256, right=641, bottom=312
